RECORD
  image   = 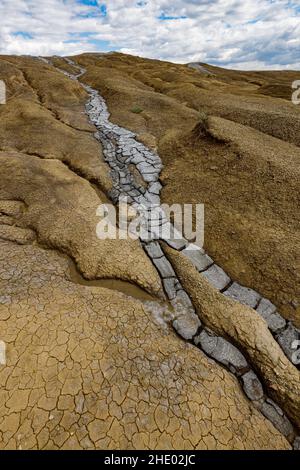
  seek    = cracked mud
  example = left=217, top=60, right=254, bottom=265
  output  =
left=0, top=53, right=299, bottom=450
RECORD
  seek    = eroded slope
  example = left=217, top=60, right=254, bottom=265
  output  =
left=0, top=53, right=299, bottom=450
left=74, top=52, right=300, bottom=322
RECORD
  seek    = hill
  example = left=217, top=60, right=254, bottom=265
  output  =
left=0, top=52, right=299, bottom=450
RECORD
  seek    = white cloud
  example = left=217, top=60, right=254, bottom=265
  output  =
left=0, top=0, right=299, bottom=69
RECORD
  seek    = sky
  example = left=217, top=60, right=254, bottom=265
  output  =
left=0, top=0, right=299, bottom=70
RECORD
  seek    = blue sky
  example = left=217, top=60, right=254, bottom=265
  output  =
left=0, top=0, right=299, bottom=69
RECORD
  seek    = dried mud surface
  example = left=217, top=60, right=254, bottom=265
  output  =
left=75, top=53, right=299, bottom=322
left=0, top=53, right=299, bottom=450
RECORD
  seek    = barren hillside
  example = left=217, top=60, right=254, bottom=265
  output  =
left=0, top=52, right=299, bottom=450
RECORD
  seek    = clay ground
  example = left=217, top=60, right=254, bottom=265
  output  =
left=74, top=53, right=300, bottom=324
left=0, top=53, right=299, bottom=450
